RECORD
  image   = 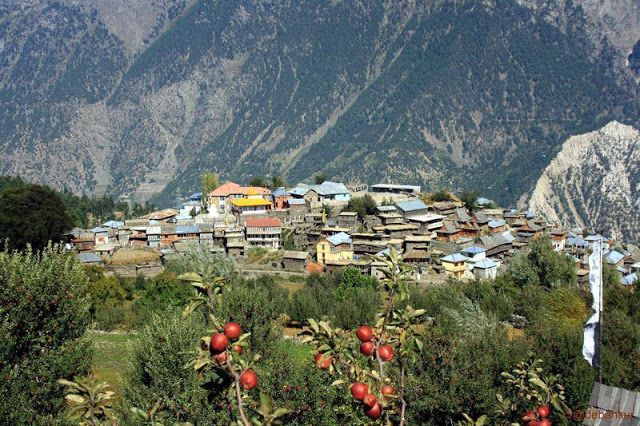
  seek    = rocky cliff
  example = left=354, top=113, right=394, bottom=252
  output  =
left=527, top=121, right=640, bottom=243
left=0, top=0, right=638, bottom=206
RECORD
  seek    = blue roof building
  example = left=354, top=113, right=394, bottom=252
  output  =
left=327, top=232, right=352, bottom=245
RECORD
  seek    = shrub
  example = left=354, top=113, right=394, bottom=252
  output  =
left=0, top=248, right=92, bottom=424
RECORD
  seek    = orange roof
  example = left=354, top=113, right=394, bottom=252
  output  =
left=305, top=262, right=324, bottom=274
left=209, top=182, right=271, bottom=197
left=245, top=217, right=282, bottom=227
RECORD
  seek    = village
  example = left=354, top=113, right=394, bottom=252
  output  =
left=66, top=179, right=640, bottom=288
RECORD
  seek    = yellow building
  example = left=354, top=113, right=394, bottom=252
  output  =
left=441, top=253, right=470, bottom=279
left=316, top=232, right=354, bottom=265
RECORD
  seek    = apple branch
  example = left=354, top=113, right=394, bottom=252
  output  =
left=227, top=363, right=250, bottom=426
left=399, top=361, right=407, bottom=426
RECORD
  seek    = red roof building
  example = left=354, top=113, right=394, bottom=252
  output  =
left=244, top=217, right=282, bottom=249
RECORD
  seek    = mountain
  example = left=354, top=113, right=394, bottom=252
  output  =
left=527, top=121, right=640, bottom=243
left=0, top=0, right=639, bottom=206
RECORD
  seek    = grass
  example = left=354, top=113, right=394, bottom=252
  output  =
left=89, top=332, right=136, bottom=400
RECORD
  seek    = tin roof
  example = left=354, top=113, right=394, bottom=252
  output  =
left=395, top=199, right=428, bottom=212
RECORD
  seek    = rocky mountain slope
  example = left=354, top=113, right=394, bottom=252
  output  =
left=0, top=0, right=639, bottom=206
left=527, top=121, right=640, bottom=243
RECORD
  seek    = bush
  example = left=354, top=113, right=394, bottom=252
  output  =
left=0, top=248, right=92, bottom=424
left=120, top=311, right=230, bottom=425
left=257, top=339, right=363, bottom=425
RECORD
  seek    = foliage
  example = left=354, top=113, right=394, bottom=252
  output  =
left=201, top=171, right=219, bottom=196
left=460, top=191, right=478, bottom=212
left=165, top=244, right=237, bottom=282
left=58, top=376, right=116, bottom=425
left=269, top=175, right=286, bottom=189
left=342, top=194, right=377, bottom=220
left=0, top=183, right=72, bottom=251
left=120, top=311, right=227, bottom=425
left=314, top=174, right=327, bottom=185
left=249, top=176, right=268, bottom=188
left=430, top=190, right=453, bottom=202
left=508, top=236, right=576, bottom=288
left=0, top=247, right=92, bottom=424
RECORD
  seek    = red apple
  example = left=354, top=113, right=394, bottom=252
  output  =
left=314, top=353, right=331, bottom=369
left=232, top=345, right=243, bottom=354
left=527, top=421, right=536, bottom=426
left=215, top=351, right=227, bottom=363
left=360, top=341, right=375, bottom=356
left=536, top=420, right=551, bottom=426
left=364, top=403, right=382, bottom=419
left=239, top=369, right=258, bottom=390
left=381, top=384, right=395, bottom=396
left=363, top=393, right=377, bottom=408
left=210, top=333, right=229, bottom=354
left=350, top=382, right=368, bottom=400
left=522, top=410, right=536, bottom=421
left=536, top=405, right=550, bottom=419
left=224, top=322, right=242, bottom=340
left=378, top=344, right=394, bottom=362
left=356, top=325, right=373, bottom=342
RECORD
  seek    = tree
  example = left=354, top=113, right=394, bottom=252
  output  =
left=460, top=191, right=478, bottom=212
left=342, top=194, right=377, bottom=220
left=201, top=172, right=219, bottom=196
left=430, top=190, right=452, bottom=202
left=314, top=174, right=327, bottom=184
left=250, top=176, right=268, bottom=188
left=269, top=175, right=286, bottom=189
left=0, top=183, right=72, bottom=251
left=0, top=247, right=92, bottom=424
left=508, top=236, right=575, bottom=288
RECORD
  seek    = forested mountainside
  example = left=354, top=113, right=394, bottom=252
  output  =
left=527, top=121, right=640, bottom=243
left=0, top=0, right=638, bottom=206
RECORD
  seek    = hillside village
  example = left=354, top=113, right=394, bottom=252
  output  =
left=67, top=180, right=640, bottom=288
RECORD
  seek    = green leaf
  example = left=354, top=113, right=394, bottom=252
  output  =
left=272, top=408, right=292, bottom=418
left=65, top=394, right=86, bottom=403
left=177, top=272, right=204, bottom=283
left=330, top=379, right=346, bottom=386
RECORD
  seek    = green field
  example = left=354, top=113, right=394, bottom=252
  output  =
left=89, top=332, right=136, bottom=400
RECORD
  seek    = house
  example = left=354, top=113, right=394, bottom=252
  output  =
left=461, top=246, right=487, bottom=263
left=282, top=251, right=311, bottom=270
left=436, top=221, right=463, bottom=242
left=473, top=258, right=499, bottom=280
left=395, top=199, right=429, bottom=218
left=550, top=229, right=567, bottom=251
left=312, top=181, right=351, bottom=204
left=404, top=235, right=431, bottom=253
left=286, top=198, right=307, bottom=209
left=244, top=217, right=282, bottom=250
left=271, top=187, right=289, bottom=209
left=229, top=198, right=273, bottom=215
left=441, top=253, right=470, bottom=279
left=622, top=272, right=638, bottom=286
left=337, top=211, right=359, bottom=230
left=605, top=250, right=626, bottom=267
left=480, top=231, right=514, bottom=257
left=189, top=192, right=202, bottom=202
left=146, top=226, right=161, bottom=248
left=316, top=232, right=353, bottom=264
left=431, top=201, right=462, bottom=216
left=407, top=213, right=445, bottom=234
left=160, top=225, right=200, bottom=247
left=90, top=227, right=113, bottom=245
left=487, top=219, right=507, bottom=234
left=376, top=205, right=397, bottom=214
left=208, top=182, right=271, bottom=213
left=370, top=183, right=421, bottom=195
left=142, top=209, right=180, bottom=222
left=76, top=252, right=103, bottom=265
left=224, top=228, right=245, bottom=258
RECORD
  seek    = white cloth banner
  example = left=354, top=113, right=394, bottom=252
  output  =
left=583, top=240, right=602, bottom=367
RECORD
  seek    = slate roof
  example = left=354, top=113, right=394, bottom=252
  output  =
left=90, top=227, right=110, bottom=234
left=271, top=187, right=289, bottom=197
left=473, top=258, right=498, bottom=269
left=567, top=236, right=589, bottom=247
left=174, top=225, right=200, bottom=234
left=289, top=187, right=310, bottom=196
left=102, top=220, right=124, bottom=229
left=442, top=253, right=469, bottom=263
left=76, top=253, right=102, bottom=263
left=462, top=246, right=487, bottom=255
left=488, top=219, right=506, bottom=228
left=327, top=232, right=352, bottom=245
left=310, top=181, right=350, bottom=195
left=283, top=250, right=310, bottom=260
left=455, top=207, right=472, bottom=222
left=476, top=197, right=493, bottom=206
left=376, top=205, right=397, bottom=212
left=395, top=199, right=428, bottom=212
left=605, top=250, right=626, bottom=265
left=287, top=198, right=306, bottom=205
